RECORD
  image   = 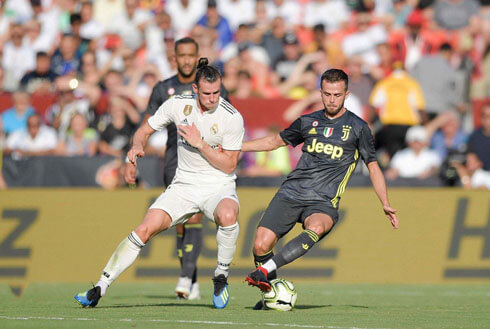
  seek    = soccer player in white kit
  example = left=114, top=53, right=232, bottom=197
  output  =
left=75, top=58, right=244, bottom=309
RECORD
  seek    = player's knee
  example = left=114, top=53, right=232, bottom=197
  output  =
left=134, top=225, right=151, bottom=243
left=216, top=210, right=237, bottom=227
left=253, top=239, right=273, bottom=255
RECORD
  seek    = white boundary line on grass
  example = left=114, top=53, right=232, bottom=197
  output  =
left=0, top=315, right=386, bottom=329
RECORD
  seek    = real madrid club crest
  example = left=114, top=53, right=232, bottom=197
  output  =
left=323, top=127, right=334, bottom=138
left=183, top=105, right=192, bottom=116
left=210, top=123, right=219, bottom=135
left=341, top=125, right=352, bottom=141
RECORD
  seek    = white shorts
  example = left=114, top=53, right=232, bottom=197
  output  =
left=149, top=181, right=239, bottom=226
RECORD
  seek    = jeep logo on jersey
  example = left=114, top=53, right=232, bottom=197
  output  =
left=210, top=123, right=218, bottom=135
left=306, top=138, right=344, bottom=159
left=323, top=127, right=334, bottom=138
left=183, top=105, right=192, bottom=116
left=341, top=125, right=352, bottom=141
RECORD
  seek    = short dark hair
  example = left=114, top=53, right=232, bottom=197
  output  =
left=194, top=58, right=221, bottom=86
left=320, top=69, right=349, bottom=90
left=174, top=37, right=199, bottom=53
left=36, top=51, right=48, bottom=59
left=439, top=42, right=452, bottom=52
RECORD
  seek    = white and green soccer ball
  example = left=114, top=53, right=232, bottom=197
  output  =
left=262, top=278, right=297, bottom=311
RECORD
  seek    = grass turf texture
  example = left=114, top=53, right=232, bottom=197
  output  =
left=1, top=282, right=489, bottom=329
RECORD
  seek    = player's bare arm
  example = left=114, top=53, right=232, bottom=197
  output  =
left=242, top=133, right=287, bottom=152
left=178, top=123, right=240, bottom=174
left=367, top=161, right=399, bottom=229
left=127, top=121, right=156, bottom=164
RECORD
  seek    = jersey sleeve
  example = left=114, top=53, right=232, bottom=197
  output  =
left=358, top=124, right=377, bottom=164
left=222, top=113, right=244, bottom=151
left=279, top=118, right=304, bottom=147
left=148, top=98, right=175, bottom=131
left=146, top=82, right=168, bottom=116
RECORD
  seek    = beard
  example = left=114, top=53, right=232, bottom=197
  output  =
left=324, top=100, right=345, bottom=117
left=178, top=66, right=196, bottom=79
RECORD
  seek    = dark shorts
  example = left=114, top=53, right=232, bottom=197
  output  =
left=259, top=194, right=339, bottom=239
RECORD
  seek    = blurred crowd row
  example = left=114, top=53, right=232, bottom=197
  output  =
left=0, top=0, right=489, bottom=189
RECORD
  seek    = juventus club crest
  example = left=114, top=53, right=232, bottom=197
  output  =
left=341, top=125, right=352, bottom=141
left=323, top=127, right=334, bottom=138
left=183, top=105, right=192, bottom=116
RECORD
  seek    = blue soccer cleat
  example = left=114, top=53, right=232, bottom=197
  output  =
left=74, top=286, right=101, bottom=307
left=212, top=274, right=229, bottom=309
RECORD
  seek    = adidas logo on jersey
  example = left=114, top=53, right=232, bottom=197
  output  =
left=308, top=128, right=317, bottom=134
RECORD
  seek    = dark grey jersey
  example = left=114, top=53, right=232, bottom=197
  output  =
left=278, top=109, right=377, bottom=208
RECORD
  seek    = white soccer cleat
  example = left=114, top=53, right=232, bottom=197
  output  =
left=188, top=282, right=201, bottom=300
left=175, top=276, right=192, bottom=299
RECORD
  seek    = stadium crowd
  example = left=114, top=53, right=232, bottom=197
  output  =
left=0, top=0, right=488, bottom=189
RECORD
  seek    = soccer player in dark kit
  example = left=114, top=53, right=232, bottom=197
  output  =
left=242, top=69, right=399, bottom=308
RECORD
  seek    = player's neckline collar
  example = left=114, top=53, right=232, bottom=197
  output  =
left=323, top=108, right=348, bottom=122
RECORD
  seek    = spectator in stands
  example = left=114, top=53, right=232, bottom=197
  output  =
left=304, top=23, right=345, bottom=69
left=56, top=113, right=98, bottom=157
left=385, top=125, right=441, bottom=180
left=166, top=0, right=206, bottom=39
left=273, top=32, right=303, bottom=82
left=97, top=96, right=139, bottom=158
left=425, top=111, right=468, bottom=162
left=2, top=23, right=35, bottom=91
left=20, top=51, right=57, bottom=94
left=79, top=0, right=105, bottom=41
left=452, top=153, right=490, bottom=189
left=433, top=0, right=480, bottom=31
left=342, top=12, right=388, bottom=67
left=232, top=70, right=259, bottom=99
left=23, top=19, right=50, bottom=54
left=345, top=55, right=375, bottom=110
left=265, top=0, right=302, bottom=30
left=241, top=125, right=291, bottom=177
left=50, top=33, right=82, bottom=77
left=467, top=104, right=490, bottom=171
left=217, top=0, right=255, bottom=32
left=44, top=85, right=93, bottom=140
left=197, top=0, right=233, bottom=51
left=388, top=0, right=413, bottom=30
left=4, top=114, right=58, bottom=158
left=303, top=0, right=351, bottom=33
left=260, top=16, right=287, bottom=69
left=411, top=43, right=464, bottom=121
left=369, top=62, right=426, bottom=160
left=1, top=90, right=36, bottom=135
left=107, top=0, right=153, bottom=51
left=220, top=24, right=270, bottom=67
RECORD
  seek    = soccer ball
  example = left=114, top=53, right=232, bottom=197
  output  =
left=262, top=278, right=297, bottom=311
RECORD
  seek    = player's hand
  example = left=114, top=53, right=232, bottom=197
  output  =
left=383, top=205, right=398, bottom=229
left=127, top=146, right=144, bottom=164
left=124, top=162, right=137, bottom=185
left=177, top=123, right=203, bottom=149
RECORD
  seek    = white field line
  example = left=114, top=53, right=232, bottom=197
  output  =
left=320, top=290, right=490, bottom=297
left=0, top=315, right=388, bottom=329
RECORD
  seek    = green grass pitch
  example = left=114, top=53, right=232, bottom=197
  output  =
left=1, top=281, right=489, bottom=329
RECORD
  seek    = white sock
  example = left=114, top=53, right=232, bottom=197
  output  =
left=262, top=260, right=277, bottom=274
left=96, top=280, right=109, bottom=296
left=214, top=223, right=239, bottom=278
left=98, top=231, right=145, bottom=291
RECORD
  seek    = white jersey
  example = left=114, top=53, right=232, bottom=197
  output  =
left=148, top=95, right=244, bottom=185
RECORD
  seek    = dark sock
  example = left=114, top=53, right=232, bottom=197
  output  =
left=254, top=251, right=277, bottom=280
left=272, top=229, right=319, bottom=269
left=176, top=232, right=183, bottom=268
left=181, top=224, right=202, bottom=280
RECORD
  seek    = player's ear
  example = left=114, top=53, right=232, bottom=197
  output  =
left=192, top=83, right=198, bottom=94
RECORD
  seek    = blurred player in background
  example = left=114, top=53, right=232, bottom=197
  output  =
left=242, top=69, right=399, bottom=309
left=76, top=58, right=244, bottom=309
left=124, top=37, right=228, bottom=300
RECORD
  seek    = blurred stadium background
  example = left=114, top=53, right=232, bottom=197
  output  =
left=0, top=0, right=489, bottom=327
